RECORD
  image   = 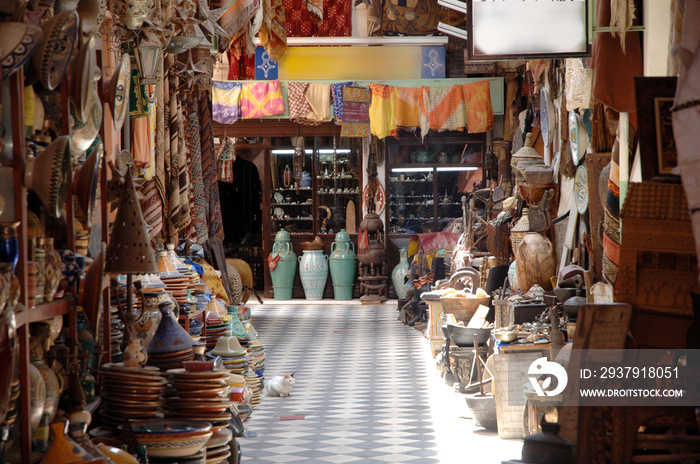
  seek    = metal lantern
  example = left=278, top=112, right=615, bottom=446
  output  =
left=134, top=41, right=163, bottom=85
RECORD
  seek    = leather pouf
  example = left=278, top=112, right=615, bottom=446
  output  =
left=227, top=258, right=253, bottom=303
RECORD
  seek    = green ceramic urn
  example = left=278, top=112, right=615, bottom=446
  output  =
left=269, top=230, right=297, bottom=300
left=329, top=229, right=357, bottom=300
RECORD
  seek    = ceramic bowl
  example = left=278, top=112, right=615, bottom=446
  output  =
left=128, top=419, right=212, bottom=457
left=108, top=54, right=131, bottom=132
left=31, top=10, right=79, bottom=90
left=0, top=22, right=42, bottom=79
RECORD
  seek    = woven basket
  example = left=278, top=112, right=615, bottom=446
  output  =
left=440, top=295, right=490, bottom=323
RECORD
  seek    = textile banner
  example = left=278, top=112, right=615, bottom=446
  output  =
left=341, top=86, right=370, bottom=137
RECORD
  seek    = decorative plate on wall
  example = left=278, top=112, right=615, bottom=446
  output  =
left=109, top=54, right=131, bottom=132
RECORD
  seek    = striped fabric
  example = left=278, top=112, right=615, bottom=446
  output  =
left=176, top=98, right=191, bottom=233
left=184, top=100, right=209, bottom=244
left=419, top=81, right=493, bottom=137
left=140, top=178, right=163, bottom=241
left=200, top=96, right=224, bottom=240
left=220, top=0, right=261, bottom=37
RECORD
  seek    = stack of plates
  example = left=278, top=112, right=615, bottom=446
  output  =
left=160, top=274, right=190, bottom=307
left=204, top=427, right=233, bottom=464
left=148, top=347, right=194, bottom=371
left=203, top=314, right=227, bottom=351
left=149, top=450, right=205, bottom=464
left=166, top=368, right=233, bottom=431
left=245, top=369, right=263, bottom=409
left=247, top=342, right=265, bottom=377
left=110, top=307, right=124, bottom=362
left=216, top=354, right=248, bottom=375
left=98, top=364, right=167, bottom=428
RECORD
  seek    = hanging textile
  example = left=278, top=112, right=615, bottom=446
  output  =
left=419, top=85, right=467, bottom=136
left=220, top=0, right=261, bottom=38
left=140, top=178, right=163, bottom=241
left=461, top=80, right=493, bottom=134
left=168, top=85, right=184, bottom=237
left=565, top=58, right=594, bottom=111
left=200, top=96, right=224, bottom=240
left=184, top=100, right=209, bottom=245
left=129, top=68, right=150, bottom=118
left=177, top=99, right=191, bottom=233
left=240, top=80, right=285, bottom=118
left=667, top=0, right=684, bottom=76
left=227, top=40, right=256, bottom=80
left=381, top=0, right=464, bottom=36
left=610, top=0, right=636, bottom=52
left=260, top=0, right=287, bottom=63
left=131, top=112, right=151, bottom=168
left=368, top=0, right=382, bottom=36
left=138, top=86, right=157, bottom=179
left=591, top=0, right=642, bottom=113
left=284, top=0, right=351, bottom=37
left=340, top=86, right=371, bottom=137
left=331, top=81, right=354, bottom=124
left=159, top=56, right=172, bottom=240
left=305, top=83, right=332, bottom=122
left=212, top=81, right=242, bottom=124
left=288, top=81, right=319, bottom=125
left=306, top=0, right=323, bottom=22
left=395, top=87, right=422, bottom=130
left=369, top=83, right=397, bottom=140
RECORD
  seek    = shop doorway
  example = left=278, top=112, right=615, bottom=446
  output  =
left=220, top=157, right=264, bottom=291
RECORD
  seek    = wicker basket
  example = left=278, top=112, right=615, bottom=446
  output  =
left=440, top=295, right=490, bottom=323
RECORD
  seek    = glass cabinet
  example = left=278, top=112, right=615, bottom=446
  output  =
left=269, top=136, right=361, bottom=235
left=270, top=137, right=314, bottom=233
left=386, top=133, right=486, bottom=235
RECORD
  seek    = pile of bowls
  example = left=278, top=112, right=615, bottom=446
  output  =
left=203, top=312, right=227, bottom=351
left=98, top=364, right=167, bottom=428
left=166, top=368, right=233, bottom=431
left=204, top=427, right=233, bottom=464
left=109, top=306, right=124, bottom=362
left=127, top=419, right=212, bottom=459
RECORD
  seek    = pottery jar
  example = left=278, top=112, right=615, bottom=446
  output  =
left=391, top=247, right=410, bottom=300
left=299, top=171, right=312, bottom=188
left=123, top=337, right=148, bottom=368
left=515, top=232, right=556, bottom=293
left=269, top=230, right=297, bottom=300
left=298, top=250, right=329, bottom=300
left=328, top=229, right=357, bottom=300
left=130, top=291, right=166, bottom=348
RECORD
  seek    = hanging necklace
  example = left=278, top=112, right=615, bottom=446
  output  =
left=283, top=165, right=292, bottom=188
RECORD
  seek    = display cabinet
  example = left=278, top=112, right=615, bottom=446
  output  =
left=269, top=137, right=315, bottom=233
left=386, top=133, right=486, bottom=235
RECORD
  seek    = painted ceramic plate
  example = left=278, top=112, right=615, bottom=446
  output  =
left=71, top=35, right=96, bottom=123
left=574, top=165, right=589, bottom=215
left=109, top=54, right=131, bottom=132
left=70, top=82, right=102, bottom=158
left=33, top=10, right=79, bottom=90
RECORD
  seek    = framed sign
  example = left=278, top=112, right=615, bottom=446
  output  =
left=634, top=76, right=678, bottom=181
left=467, top=0, right=590, bottom=61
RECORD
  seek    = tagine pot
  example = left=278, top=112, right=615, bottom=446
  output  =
left=298, top=249, right=328, bottom=300
left=328, top=229, right=356, bottom=300
left=268, top=230, right=296, bottom=300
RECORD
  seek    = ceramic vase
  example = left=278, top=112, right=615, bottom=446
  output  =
left=129, top=291, right=165, bottom=348
left=515, top=232, right=556, bottom=293
left=299, top=172, right=311, bottom=188
left=328, top=230, right=357, bottom=300
left=298, top=250, right=328, bottom=300
left=269, top=230, right=297, bottom=300
left=39, top=419, right=94, bottom=464
left=391, top=247, right=410, bottom=300
left=123, top=337, right=148, bottom=368
left=0, top=222, right=20, bottom=273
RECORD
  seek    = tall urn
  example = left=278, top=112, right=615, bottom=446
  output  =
left=329, top=230, right=357, bottom=300
left=515, top=232, right=556, bottom=292
left=268, top=230, right=296, bottom=300
left=298, top=249, right=328, bottom=300
left=391, top=247, right=410, bottom=299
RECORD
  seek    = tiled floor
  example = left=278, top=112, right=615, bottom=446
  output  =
left=239, top=301, right=523, bottom=463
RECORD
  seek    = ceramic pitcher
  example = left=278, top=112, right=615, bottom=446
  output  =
left=269, top=230, right=297, bottom=300
left=329, top=229, right=357, bottom=300
left=298, top=250, right=328, bottom=300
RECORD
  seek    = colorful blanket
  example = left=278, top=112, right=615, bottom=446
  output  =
left=340, top=86, right=371, bottom=137
left=212, top=81, right=242, bottom=124
left=240, top=80, right=285, bottom=118
left=331, top=81, right=354, bottom=123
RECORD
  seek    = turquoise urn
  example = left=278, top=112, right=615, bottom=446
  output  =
left=269, top=230, right=297, bottom=300
left=298, top=249, right=328, bottom=300
left=328, top=229, right=357, bottom=300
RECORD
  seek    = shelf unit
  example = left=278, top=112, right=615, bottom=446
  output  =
left=5, top=44, right=112, bottom=463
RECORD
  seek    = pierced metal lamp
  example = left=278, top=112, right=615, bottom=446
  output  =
left=134, top=40, right=163, bottom=85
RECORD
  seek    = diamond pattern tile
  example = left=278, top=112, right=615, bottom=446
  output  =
left=238, top=302, right=524, bottom=463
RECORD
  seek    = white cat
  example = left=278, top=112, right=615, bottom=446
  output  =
left=264, top=373, right=295, bottom=397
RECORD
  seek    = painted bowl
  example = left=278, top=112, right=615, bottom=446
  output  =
left=0, top=22, right=42, bottom=79
left=23, top=135, right=72, bottom=218
left=108, top=54, right=131, bottom=132
left=128, top=420, right=212, bottom=457
left=31, top=10, right=79, bottom=90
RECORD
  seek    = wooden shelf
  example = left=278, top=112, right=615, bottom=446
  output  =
left=15, top=298, right=74, bottom=328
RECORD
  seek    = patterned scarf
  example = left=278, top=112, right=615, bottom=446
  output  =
left=260, top=0, right=287, bottom=62
left=140, top=178, right=163, bottom=241
left=419, top=85, right=467, bottom=136
left=331, top=81, right=353, bottom=124
left=184, top=100, right=208, bottom=244
left=240, top=80, right=285, bottom=118
left=212, top=81, right=242, bottom=124
left=200, top=96, right=224, bottom=240
left=288, top=81, right=319, bottom=125
left=340, top=86, right=371, bottom=137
